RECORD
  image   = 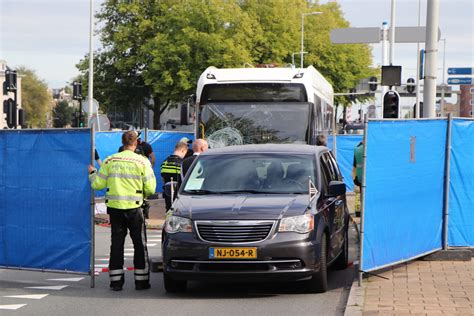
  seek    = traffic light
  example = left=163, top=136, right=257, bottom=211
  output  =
left=4, top=70, right=17, bottom=92
left=407, top=78, right=415, bottom=94
left=79, top=112, right=85, bottom=127
left=3, top=98, right=16, bottom=128
left=18, top=109, right=25, bottom=128
left=383, top=90, right=399, bottom=119
left=348, top=88, right=357, bottom=102
left=73, top=82, right=83, bottom=100
left=369, top=76, right=378, bottom=91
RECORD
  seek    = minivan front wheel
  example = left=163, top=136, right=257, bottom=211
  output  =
left=163, top=273, right=187, bottom=293
left=306, top=233, right=328, bottom=293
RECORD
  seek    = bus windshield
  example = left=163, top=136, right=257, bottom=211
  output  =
left=200, top=83, right=307, bottom=104
left=199, top=102, right=310, bottom=148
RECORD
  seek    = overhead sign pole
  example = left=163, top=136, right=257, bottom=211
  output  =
left=423, top=0, right=440, bottom=118
left=415, top=0, right=423, bottom=118
left=381, top=22, right=389, bottom=118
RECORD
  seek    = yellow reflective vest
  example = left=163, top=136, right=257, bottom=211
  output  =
left=89, top=150, right=157, bottom=209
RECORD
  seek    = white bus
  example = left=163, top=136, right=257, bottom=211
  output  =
left=195, top=66, right=334, bottom=148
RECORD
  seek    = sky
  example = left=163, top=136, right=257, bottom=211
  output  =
left=1, top=0, right=473, bottom=94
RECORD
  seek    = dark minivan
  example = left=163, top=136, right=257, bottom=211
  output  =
left=162, top=144, right=349, bottom=293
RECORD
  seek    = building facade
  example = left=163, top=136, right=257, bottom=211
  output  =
left=460, top=84, right=474, bottom=117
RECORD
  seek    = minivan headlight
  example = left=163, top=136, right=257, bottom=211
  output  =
left=165, top=216, right=192, bottom=234
left=279, top=213, right=314, bottom=234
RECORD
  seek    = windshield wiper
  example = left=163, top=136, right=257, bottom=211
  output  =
left=182, top=189, right=218, bottom=195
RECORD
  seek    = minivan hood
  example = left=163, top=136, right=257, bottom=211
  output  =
left=172, top=194, right=310, bottom=220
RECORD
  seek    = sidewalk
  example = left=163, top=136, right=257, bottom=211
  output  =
left=346, top=258, right=474, bottom=315
left=345, top=192, right=474, bottom=315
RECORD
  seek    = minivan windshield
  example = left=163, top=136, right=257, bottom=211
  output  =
left=182, top=154, right=316, bottom=195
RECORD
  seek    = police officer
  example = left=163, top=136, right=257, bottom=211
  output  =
left=118, top=131, right=156, bottom=167
left=88, top=131, right=156, bottom=291
left=160, top=141, right=188, bottom=210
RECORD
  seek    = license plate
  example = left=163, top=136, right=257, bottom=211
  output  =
left=209, top=247, right=257, bottom=259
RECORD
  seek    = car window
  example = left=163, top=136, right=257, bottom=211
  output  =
left=182, top=153, right=317, bottom=194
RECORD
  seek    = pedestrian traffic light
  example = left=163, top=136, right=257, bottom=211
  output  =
left=73, top=82, right=82, bottom=100
left=369, top=76, right=378, bottom=91
left=383, top=90, right=399, bottom=119
left=348, top=88, right=357, bottom=102
left=18, top=109, right=25, bottom=128
left=406, top=78, right=415, bottom=94
left=79, top=112, right=85, bottom=127
left=4, top=70, right=17, bottom=92
left=3, top=98, right=16, bottom=128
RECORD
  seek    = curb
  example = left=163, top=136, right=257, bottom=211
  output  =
left=344, top=275, right=365, bottom=316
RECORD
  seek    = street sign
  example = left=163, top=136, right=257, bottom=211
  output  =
left=330, top=26, right=441, bottom=44
left=447, top=77, right=472, bottom=85
left=447, top=68, right=473, bottom=75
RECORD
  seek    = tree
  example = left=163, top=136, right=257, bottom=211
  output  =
left=53, top=100, right=74, bottom=128
left=78, top=0, right=375, bottom=127
left=17, top=67, right=52, bottom=127
left=78, top=0, right=257, bottom=128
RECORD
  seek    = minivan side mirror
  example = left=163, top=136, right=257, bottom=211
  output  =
left=327, top=180, right=346, bottom=197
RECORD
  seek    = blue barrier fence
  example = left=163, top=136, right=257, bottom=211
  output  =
left=335, top=135, right=363, bottom=192
left=0, top=129, right=91, bottom=273
left=362, top=120, right=446, bottom=272
left=95, top=130, right=194, bottom=195
left=448, top=119, right=474, bottom=247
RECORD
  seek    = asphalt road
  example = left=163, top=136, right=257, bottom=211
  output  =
left=0, top=224, right=358, bottom=316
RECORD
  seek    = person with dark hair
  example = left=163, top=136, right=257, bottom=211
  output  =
left=316, top=135, right=327, bottom=146
left=160, top=141, right=188, bottom=210
left=88, top=131, right=156, bottom=291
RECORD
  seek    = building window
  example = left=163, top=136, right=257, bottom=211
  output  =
left=470, top=87, right=474, bottom=94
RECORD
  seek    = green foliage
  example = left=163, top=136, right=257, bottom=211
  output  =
left=53, top=100, right=75, bottom=128
left=17, top=67, right=52, bottom=127
left=78, top=0, right=375, bottom=127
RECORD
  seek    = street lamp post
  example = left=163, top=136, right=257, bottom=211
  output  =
left=301, top=12, right=322, bottom=68
left=440, top=38, right=447, bottom=117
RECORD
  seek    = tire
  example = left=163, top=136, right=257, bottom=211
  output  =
left=333, top=227, right=349, bottom=270
left=306, top=232, right=328, bottom=293
left=163, top=273, right=187, bottom=293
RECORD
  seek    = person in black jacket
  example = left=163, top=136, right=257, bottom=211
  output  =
left=160, top=141, right=188, bottom=210
left=180, top=139, right=209, bottom=184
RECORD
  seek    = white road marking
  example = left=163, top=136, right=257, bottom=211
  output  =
left=124, top=253, right=134, bottom=257
left=0, top=304, right=27, bottom=310
left=26, top=285, right=68, bottom=290
left=96, top=258, right=109, bottom=262
left=147, top=239, right=161, bottom=242
left=4, top=294, right=49, bottom=300
left=146, top=243, right=157, bottom=247
left=47, top=277, right=84, bottom=282
left=124, top=248, right=134, bottom=251
left=94, top=264, right=109, bottom=268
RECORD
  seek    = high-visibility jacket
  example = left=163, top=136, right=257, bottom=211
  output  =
left=160, top=154, right=182, bottom=183
left=89, top=150, right=156, bottom=209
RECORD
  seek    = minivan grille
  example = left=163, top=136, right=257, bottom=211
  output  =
left=196, top=221, right=274, bottom=243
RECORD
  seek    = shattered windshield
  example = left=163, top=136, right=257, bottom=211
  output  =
left=182, top=154, right=316, bottom=194
left=199, top=103, right=310, bottom=148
